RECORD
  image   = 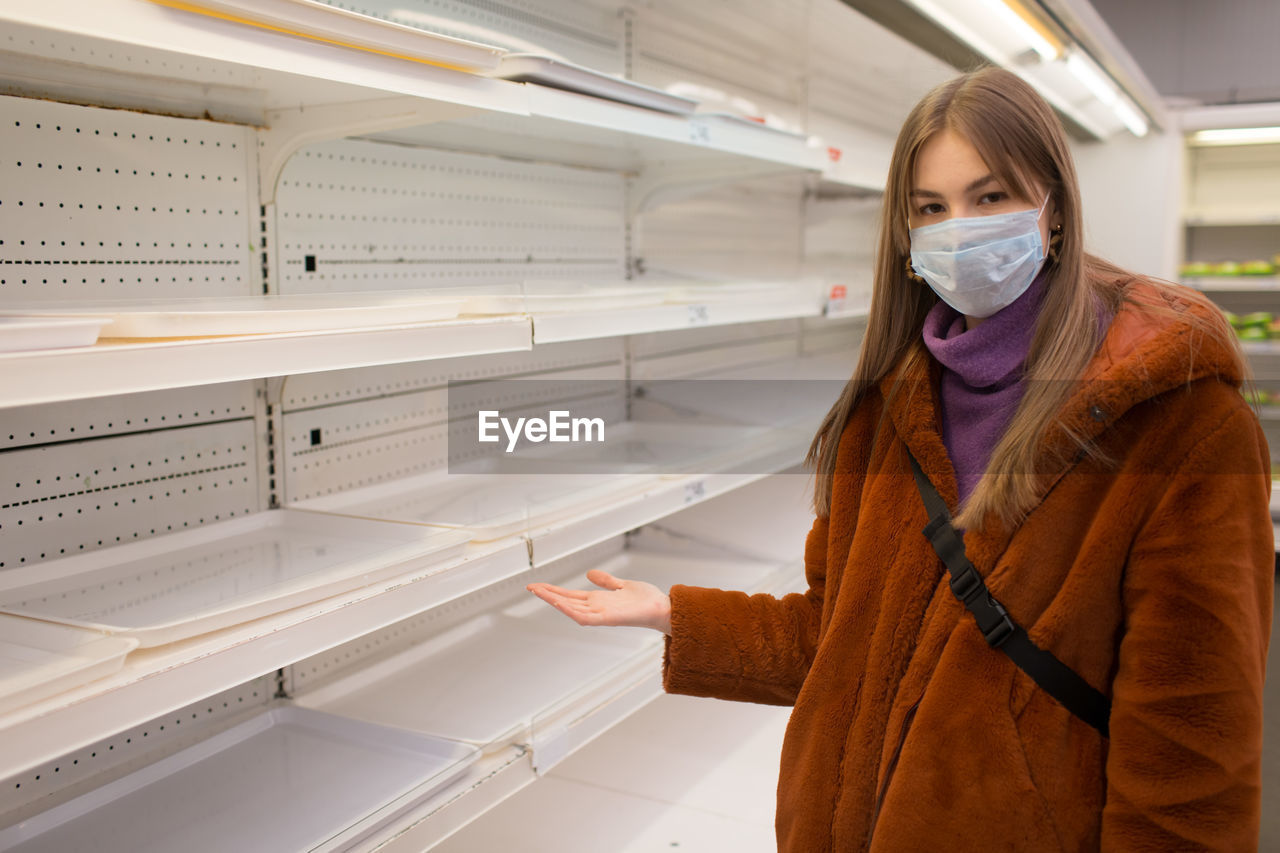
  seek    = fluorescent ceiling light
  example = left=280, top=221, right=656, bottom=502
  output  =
left=1113, top=99, right=1149, bottom=137
left=975, top=0, right=1060, bottom=61
left=1065, top=50, right=1116, bottom=105
left=908, top=0, right=1009, bottom=63
left=1190, top=126, right=1280, bottom=146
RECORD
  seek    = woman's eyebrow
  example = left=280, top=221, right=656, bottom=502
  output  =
left=909, top=174, right=999, bottom=198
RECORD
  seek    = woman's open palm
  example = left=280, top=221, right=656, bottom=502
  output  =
left=526, top=569, right=672, bottom=635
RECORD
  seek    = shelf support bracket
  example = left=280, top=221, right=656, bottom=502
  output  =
left=257, top=96, right=482, bottom=204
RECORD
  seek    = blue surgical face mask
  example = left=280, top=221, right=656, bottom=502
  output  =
left=908, top=193, right=1051, bottom=319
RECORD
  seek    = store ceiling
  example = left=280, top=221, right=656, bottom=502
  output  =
left=1090, top=0, right=1280, bottom=106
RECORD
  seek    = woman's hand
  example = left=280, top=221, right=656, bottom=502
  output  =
left=526, top=569, right=672, bottom=635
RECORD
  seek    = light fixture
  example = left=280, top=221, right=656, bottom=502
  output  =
left=901, top=0, right=1151, bottom=139
left=1190, top=126, right=1280, bottom=146
left=1113, top=98, right=1149, bottom=138
left=975, top=0, right=1060, bottom=61
left=1065, top=49, right=1116, bottom=105
left=907, top=0, right=1010, bottom=64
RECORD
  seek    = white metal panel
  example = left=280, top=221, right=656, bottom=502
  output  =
left=1185, top=144, right=1280, bottom=224
left=282, top=358, right=626, bottom=501
left=0, top=96, right=256, bottom=302
left=628, top=316, right=799, bottom=361
left=0, top=676, right=275, bottom=821
left=803, top=195, right=880, bottom=308
left=0, top=419, right=258, bottom=572
left=635, top=173, right=806, bottom=282
left=801, top=314, right=865, bottom=358
left=631, top=0, right=808, bottom=132
left=806, top=0, right=955, bottom=137
left=274, top=138, right=626, bottom=293
left=0, top=383, right=255, bottom=452
left=318, top=0, right=625, bottom=73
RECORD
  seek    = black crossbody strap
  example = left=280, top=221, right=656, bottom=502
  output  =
left=906, top=449, right=1111, bottom=738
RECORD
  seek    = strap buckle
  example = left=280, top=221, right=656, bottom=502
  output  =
left=978, top=597, right=1016, bottom=648
left=947, top=564, right=983, bottom=603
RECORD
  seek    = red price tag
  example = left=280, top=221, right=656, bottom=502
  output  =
left=827, top=147, right=842, bottom=162
left=829, top=284, right=847, bottom=300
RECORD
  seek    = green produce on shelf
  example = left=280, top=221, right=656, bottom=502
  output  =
left=1225, top=310, right=1241, bottom=328
left=1239, top=311, right=1272, bottom=327
left=1181, top=261, right=1214, bottom=277
left=1239, top=325, right=1269, bottom=341
left=1241, top=259, right=1276, bottom=276
left=1213, top=261, right=1242, bottom=276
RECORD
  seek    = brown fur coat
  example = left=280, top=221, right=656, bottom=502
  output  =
left=663, top=280, right=1273, bottom=851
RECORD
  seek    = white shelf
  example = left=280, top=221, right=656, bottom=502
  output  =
left=1184, top=214, right=1280, bottom=227
left=1184, top=276, right=1280, bottom=292
left=1242, top=340, right=1280, bottom=356
left=1, top=705, right=482, bottom=853
left=0, top=538, right=530, bottom=781
left=296, top=553, right=799, bottom=851
left=0, top=0, right=829, bottom=183
left=0, top=0, right=527, bottom=123
left=0, top=315, right=532, bottom=409
left=530, top=297, right=823, bottom=344
left=0, top=295, right=847, bottom=409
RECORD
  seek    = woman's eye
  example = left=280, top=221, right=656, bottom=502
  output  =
left=917, top=202, right=944, bottom=216
left=978, top=191, right=1007, bottom=205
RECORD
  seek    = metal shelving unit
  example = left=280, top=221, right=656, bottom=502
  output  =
left=0, top=0, right=939, bottom=846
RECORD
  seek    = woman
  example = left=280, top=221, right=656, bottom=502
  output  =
left=526, top=67, right=1273, bottom=851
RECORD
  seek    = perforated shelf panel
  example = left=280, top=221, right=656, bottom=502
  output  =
left=0, top=677, right=275, bottom=821
left=0, top=96, right=256, bottom=302
left=282, top=341, right=626, bottom=502
left=275, top=139, right=626, bottom=294
left=0, top=417, right=258, bottom=572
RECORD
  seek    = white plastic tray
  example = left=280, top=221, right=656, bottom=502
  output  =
left=300, top=551, right=785, bottom=749
left=486, top=54, right=698, bottom=114
left=0, top=705, right=480, bottom=853
left=462, top=282, right=668, bottom=315
left=0, top=615, right=139, bottom=716
left=151, top=0, right=506, bottom=71
left=8, top=292, right=468, bottom=338
left=0, top=316, right=109, bottom=352
left=294, top=469, right=661, bottom=541
left=0, top=510, right=470, bottom=647
left=300, top=612, right=647, bottom=749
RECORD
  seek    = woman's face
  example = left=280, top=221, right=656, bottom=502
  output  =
left=908, top=127, right=1054, bottom=249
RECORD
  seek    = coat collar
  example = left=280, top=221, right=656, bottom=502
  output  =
left=878, top=279, right=1244, bottom=572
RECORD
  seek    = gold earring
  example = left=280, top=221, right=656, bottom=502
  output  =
left=1047, top=226, right=1064, bottom=262
left=904, top=255, right=926, bottom=284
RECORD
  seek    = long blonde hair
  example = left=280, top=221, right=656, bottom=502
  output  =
left=805, top=67, right=1245, bottom=531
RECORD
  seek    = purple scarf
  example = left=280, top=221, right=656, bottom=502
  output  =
left=920, top=268, right=1048, bottom=504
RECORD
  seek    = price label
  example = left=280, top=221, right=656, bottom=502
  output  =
left=825, top=284, right=847, bottom=316
left=686, top=304, right=710, bottom=325
left=684, top=480, right=706, bottom=504
left=687, top=123, right=712, bottom=145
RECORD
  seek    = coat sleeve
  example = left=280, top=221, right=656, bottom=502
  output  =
left=1101, top=402, right=1274, bottom=851
left=660, top=512, right=830, bottom=706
